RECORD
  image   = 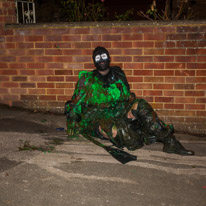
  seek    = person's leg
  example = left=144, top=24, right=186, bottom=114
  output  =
left=131, top=99, right=194, bottom=155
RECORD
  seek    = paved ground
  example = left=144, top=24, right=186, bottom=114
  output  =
left=0, top=104, right=206, bottom=206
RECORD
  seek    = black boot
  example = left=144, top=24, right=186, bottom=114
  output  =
left=163, top=135, right=195, bottom=156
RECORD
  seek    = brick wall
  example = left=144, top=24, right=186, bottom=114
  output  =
left=0, top=1, right=206, bottom=134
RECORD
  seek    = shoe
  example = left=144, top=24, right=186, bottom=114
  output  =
left=163, top=135, right=195, bottom=156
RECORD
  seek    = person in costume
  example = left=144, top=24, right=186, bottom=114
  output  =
left=65, top=46, right=194, bottom=156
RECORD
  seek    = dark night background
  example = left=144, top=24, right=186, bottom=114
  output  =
left=34, top=0, right=206, bottom=22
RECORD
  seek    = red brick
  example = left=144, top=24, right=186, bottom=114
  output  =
left=133, top=41, right=154, bottom=48
left=28, top=89, right=46, bottom=95
left=175, top=97, right=195, bottom=103
left=36, top=56, right=53, bottom=62
left=123, top=34, right=142, bottom=41
left=196, top=84, right=206, bottom=90
left=47, top=76, right=64, bottom=82
left=165, top=77, right=185, bottom=83
left=26, top=36, right=43, bottom=42
left=174, top=84, right=194, bottom=90
left=154, top=70, right=174, bottom=76
left=112, top=42, right=132, bottom=48
left=27, top=63, right=45, bottom=69
left=197, top=56, right=206, bottom=62
left=92, top=42, right=111, bottom=49
left=127, top=76, right=143, bottom=82
left=29, top=76, right=46, bottom=82
left=12, top=76, right=27, bottom=81
left=144, top=33, right=165, bottom=41
left=45, top=49, right=62, bottom=55
left=175, top=56, right=196, bottom=62
left=185, top=91, right=205, bottom=96
left=47, top=89, right=64, bottom=95
left=8, top=63, right=26, bottom=69
left=0, top=88, right=9, bottom=93
left=166, top=63, right=185, bottom=69
left=46, top=63, right=63, bottom=69
left=197, top=70, right=206, bottom=76
left=177, top=26, right=198, bottom=33
left=0, top=76, right=9, bottom=81
left=154, top=84, right=173, bottom=90
left=144, top=49, right=164, bottom=55
left=145, top=63, right=164, bottom=69
left=187, top=33, right=206, bottom=40
left=56, top=83, right=73, bottom=88
left=134, top=56, right=153, bottom=62
left=37, top=83, right=55, bottom=88
left=74, top=42, right=91, bottom=48
left=164, top=91, right=184, bottom=96
left=6, top=36, right=24, bottom=42
left=196, top=98, right=206, bottom=103
left=132, top=83, right=152, bottom=89
left=18, top=56, right=34, bottom=62
left=165, top=49, right=186, bottom=55
left=20, top=83, right=35, bottom=88
left=155, top=41, right=175, bottom=48
left=134, top=70, right=153, bottom=76
left=55, top=70, right=72, bottom=75
left=113, top=56, right=132, bottom=62
left=0, top=70, right=17, bottom=75
left=154, top=56, right=174, bottom=62
left=16, top=43, right=34, bottom=49
left=175, top=70, right=195, bottom=76
left=35, top=43, right=52, bottom=48
left=186, top=77, right=206, bottom=83
left=164, top=104, right=184, bottom=110
left=57, top=96, right=70, bottom=101
left=123, top=49, right=142, bottom=55
left=65, top=89, right=75, bottom=95
left=2, top=82, right=19, bottom=87
left=63, top=49, right=82, bottom=55
left=5, top=43, right=16, bottom=49
left=36, top=70, right=53, bottom=75
left=102, top=35, right=122, bottom=41
left=72, top=56, right=91, bottom=62
left=187, top=49, right=206, bottom=55
left=45, top=36, right=62, bottom=41
left=3, top=95, right=19, bottom=101
left=63, top=63, right=83, bottom=70
left=124, top=63, right=143, bottom=69
left=7, top=49, right=25, bottom=56
left=186, top=104, right=205, bottom=110
left=66, top=76, right=79, bottom=82
left=143, top=90, right=162, bottom=96
left=39, top=95, right=56, bottom=101
left=0, top=63, right=8, bottom=68
left=10, top=88, right=27, bottom=94
left=155, top=97, right=174, bottom=103
left=27, top=49, right=44, bottom=55
left=62, top=35, right=81, bottom=41
left=0, top=56, right=16, bottom=62
left=20, top=70, right=35, bottom=75
left=53, top=42, right=71, bottom=49
left=144, top=77, right=164, bottom=82
left=54, top=56, right=72, bottom=62
left=166, top=34, right=186, bottom=40
left=187, top=63, right=206, bottom=69
left=196, top=111, right=206, bottom=117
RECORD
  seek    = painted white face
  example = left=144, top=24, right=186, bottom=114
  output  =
left=95, top=53, right=108, bottom=62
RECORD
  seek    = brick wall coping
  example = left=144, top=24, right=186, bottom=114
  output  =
left=5, top=20, right=206, bottom=29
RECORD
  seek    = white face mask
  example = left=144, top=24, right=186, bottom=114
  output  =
left=95, top=53, right=108, bottom=62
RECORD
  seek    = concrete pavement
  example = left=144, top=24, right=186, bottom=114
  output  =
left=0, top=104, right=206, bottom=206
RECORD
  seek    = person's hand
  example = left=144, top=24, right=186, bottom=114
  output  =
left=68, top=128, right=74, bottom=136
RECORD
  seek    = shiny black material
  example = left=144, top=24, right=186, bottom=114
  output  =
left=93, top=46, right=111, bottom=71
